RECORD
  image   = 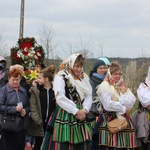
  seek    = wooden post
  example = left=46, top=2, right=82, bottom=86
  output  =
left=19, top=0, right=25, bottom=38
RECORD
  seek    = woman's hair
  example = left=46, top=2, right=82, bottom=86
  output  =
left=74, top=54, right=84, bottom=67
left=109, top=62, right=121, bottom=75
left=39, top=65, right=56, bottom=82
left=9, top=64, right=24, bottom=72
left=8, top=68, right=22, bottom=78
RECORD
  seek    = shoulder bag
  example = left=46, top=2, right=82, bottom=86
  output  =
left=107, top=118, right=128, bottom=133
left=0, top=113, right=21, bottom=132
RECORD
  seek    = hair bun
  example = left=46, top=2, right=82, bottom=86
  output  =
left=46, top=65, right=56, bottom=74
left=110, top=62, right=121, bottom=75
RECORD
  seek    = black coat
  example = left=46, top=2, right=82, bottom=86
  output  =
left=89, top=76, right=103, bottom=113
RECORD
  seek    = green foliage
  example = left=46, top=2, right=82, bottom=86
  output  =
left=130, top=100, right=139, bottom=115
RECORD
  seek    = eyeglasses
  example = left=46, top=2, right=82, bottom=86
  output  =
left=112, top=73, right=122, bottom=76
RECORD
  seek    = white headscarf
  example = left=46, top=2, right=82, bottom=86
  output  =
left=58, top=53, right=91, bottom=100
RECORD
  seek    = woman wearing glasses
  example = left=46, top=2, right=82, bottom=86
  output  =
left=95, top=62, right=139, bottom=150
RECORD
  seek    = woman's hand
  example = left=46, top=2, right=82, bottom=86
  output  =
left=147, top=105, right=150, bottom=110
left=111, top=96, right=116, bottom=101
left=125, top=107, right=130, bottom=116
left=16, top=105, right=23, bottom=112
left=20, top=109, right=26, bottom=117
left=75, top=109, right=87, bottom=121
left=32, top=79, right=38, bottom=87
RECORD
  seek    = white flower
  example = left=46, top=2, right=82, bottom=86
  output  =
left=32, top=60, right=35, bottom=66
left=34, top=55, right=38, bottom=59
left=17, top=50, right=23, bottom=58
left=21, top=55, right=25, bottom=60
left=24, top=47, right=28, bottom=52
left=37, top=52, right=41, bottom=56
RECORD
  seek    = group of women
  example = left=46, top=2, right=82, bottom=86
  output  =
left=0, top=53, right=149, bottom=150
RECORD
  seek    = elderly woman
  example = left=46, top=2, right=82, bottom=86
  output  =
left=1, top=64, right=31, bottom=97
left=95, top=62, right=139, bottom=150
left=0, top=68, right=29, bottom=150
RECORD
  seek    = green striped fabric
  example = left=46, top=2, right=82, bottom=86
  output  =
left=41, top=105, right=93, bottom=150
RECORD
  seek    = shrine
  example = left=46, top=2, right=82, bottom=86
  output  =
left=10, top=37, right=45, bottom=69
left=10, top=37, right=45, bottom=82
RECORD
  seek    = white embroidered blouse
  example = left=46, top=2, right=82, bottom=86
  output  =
left=137, top=83, right=150, bottom=108
left=96, top=81, right=136, bottom=115
left=53, top=73, right=92, bottom=115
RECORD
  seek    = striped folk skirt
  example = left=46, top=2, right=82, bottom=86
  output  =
left=41, top=106, right=93, bottom=150
left=93, top=113, right=138, bottom=150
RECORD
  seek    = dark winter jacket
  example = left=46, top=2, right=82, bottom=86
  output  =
left=27, top=85, right=56, bottom=137
left=0, top=83, right=29, bottom=131
left=89, top=76, right=103, bottom=113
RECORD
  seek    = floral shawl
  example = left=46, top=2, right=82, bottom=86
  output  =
left=104, top=74, right=128, bottom=95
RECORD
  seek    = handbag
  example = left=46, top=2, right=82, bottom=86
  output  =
left=107, top=118, right=128, bottom=133
left=86, top=112, right=96, bottom=122
left=0, top=88, right=22, bottom=132
left=0, top=114, right=21, bottom=132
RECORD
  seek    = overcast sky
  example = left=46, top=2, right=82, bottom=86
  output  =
left=1, top=0, right=150, bottom=58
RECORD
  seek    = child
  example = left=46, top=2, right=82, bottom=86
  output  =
left=26, top=65, right=56, bottom=150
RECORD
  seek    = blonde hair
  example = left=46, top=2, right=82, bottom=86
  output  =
left=109, top=62, right=121, bottom=75
left=39, top=65, right=56, bottom=82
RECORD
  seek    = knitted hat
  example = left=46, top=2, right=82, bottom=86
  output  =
left=92, top=59, right=105, bottom=73
left=99, top=57, right=110, bottom=66
left=145, top=66, right=150, bottom=87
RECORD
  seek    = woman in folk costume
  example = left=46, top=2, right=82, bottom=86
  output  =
left=96, top=62, right=139, bottom=150
left=41, top=53, right=93, bottom=150
left=131, top=66, right=150, bottom=150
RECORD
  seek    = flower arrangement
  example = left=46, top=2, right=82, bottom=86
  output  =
left=10, top=37, right=45, bottom=69
left=16, top=46, right=44, bottom=69
left=23, top=69, right=39, bottom=82
left=17, top=37, right=35, bottom=48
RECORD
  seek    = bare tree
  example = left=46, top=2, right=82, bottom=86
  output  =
left=60, top=41, right=76, bottom=59
left=76, top=33, right=93, bottom=59
left=97, top=38, right=105, bottom=57
left=0, top=33, right=8, bottom=56
left=38, top=24, right=57, bottom=66
left=138, top=49, right=149, bottom=58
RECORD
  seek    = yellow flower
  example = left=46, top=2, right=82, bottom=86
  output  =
left=29, top=70, right=38, bottom=80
